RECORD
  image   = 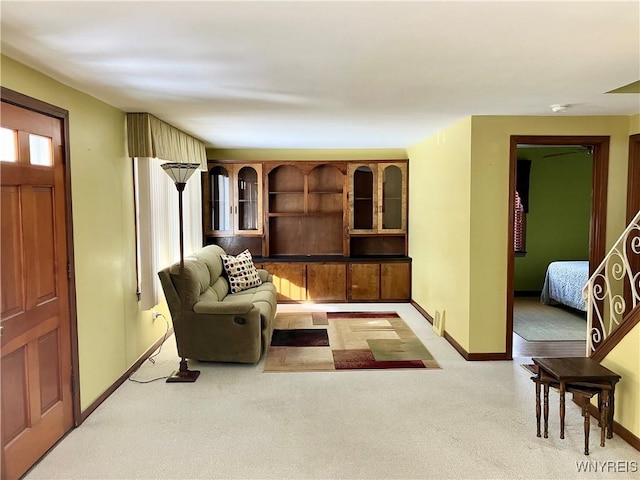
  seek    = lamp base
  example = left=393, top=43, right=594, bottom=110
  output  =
left=166, top=369, right=200, bottom=383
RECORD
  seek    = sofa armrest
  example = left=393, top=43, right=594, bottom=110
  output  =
left=193, top=301, right=255, bottom=315
left=257, top=269, right=273, bottom=283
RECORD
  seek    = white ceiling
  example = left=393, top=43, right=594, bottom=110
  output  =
left=2, top=1, right=639, bottom=149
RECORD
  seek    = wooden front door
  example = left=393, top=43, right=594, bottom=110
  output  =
left=1, top=100, right=74, bottom=480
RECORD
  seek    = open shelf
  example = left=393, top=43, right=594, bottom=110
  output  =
left=269, top=216, right=343, bottom=256
left=350, top=235, right=406, bottom=256
left=269, top=193, right=304, bottom=213
left=205, top=160, right=407, bottom=261
left=308, top=191, right=343, bottom=214
left=268, top=211, right=343, bottom=217
left=308, top=164, right=344, bottom=192
left=205, top=235, right=262, bottom=257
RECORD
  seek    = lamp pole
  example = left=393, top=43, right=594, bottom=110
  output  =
left=161, top=162, right=201, bottom=383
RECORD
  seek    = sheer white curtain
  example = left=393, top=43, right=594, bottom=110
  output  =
left=135, top=157, right=203, bottom=310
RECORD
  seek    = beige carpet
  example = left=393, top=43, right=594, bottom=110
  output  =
left=514, top=297, right=587, bottom=341
left=24, top=303, right=639, bottom=480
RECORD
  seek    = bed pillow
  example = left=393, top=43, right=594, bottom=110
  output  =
left=221, top=249, right=263, bottom=294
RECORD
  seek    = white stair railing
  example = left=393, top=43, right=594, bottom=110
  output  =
left=583, top=210, right=640, bottom=355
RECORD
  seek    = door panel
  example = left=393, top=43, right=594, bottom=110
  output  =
left=0, top=186, right=25, bottom=319
left=1, top=99, right=73, bottom=480
left=378, top=163, right=407, bottom=233
left=381, top=262, right=411, bottom=301
left=307, top=264, right=346, bottom=302
left=31, top=186, right=57, bottom=305
left=39, top=330, right=62, bottom=412
left=349, top=263, right=380, bottom=301
left=261, top=262, right=306, bottom=302
left=1, top=347, right=28, bottom=444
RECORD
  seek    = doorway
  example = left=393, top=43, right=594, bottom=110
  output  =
left=506, top=136, right=610, bottom=359
left=1, top=89, right=79, bottom=480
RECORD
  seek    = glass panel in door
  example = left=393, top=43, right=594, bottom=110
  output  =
left=381, top=165, right=403, bottom=230
left=0, top=127, right=17, bottom=162
left=210, top=166, right=231, bottom=232
left=353, top=166, right=374, bottom=230
left=237, top=166, right=259, bottom=231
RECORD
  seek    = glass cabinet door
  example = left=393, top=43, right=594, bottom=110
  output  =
left=350, top=165, right=377, bottom=231
left=379, top=163, right=406, bottom=232
left=236, top=166, right=261, bottom=232
left=210, top=165, right=232, bottom=233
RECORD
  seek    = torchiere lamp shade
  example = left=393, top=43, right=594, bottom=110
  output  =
left=161, top=162, right=201, bottom=184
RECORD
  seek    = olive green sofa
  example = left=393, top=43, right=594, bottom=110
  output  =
left=158, top=245, right=277, bottom=364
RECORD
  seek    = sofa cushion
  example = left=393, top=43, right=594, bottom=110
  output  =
left=221, top=249, right=262, bottom=293
left=170, top=257, right=210, bottom=310
left=194, top=244, right=225, bottom=282
left=211, top=276, right=229, bottom=301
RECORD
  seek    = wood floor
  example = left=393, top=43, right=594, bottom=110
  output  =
left=512, top=333, right=586, bottom=358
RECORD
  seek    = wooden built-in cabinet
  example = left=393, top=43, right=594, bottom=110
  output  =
left=261, top=262, right=307, bottom=302
left=307, top=264, right=347, bottom=302
left=380, top=262, right=411, bottom=300
left=266, top=162, right=347, bottom=257
left=258, top=259, right=410, bottom=303
left=203, top=163, right=263, bottom=255
left=349, top=262, right=411, bottom=302
left=349, top=263, right=380, bottom=301
left=204, top=159, right=411, bottom=302
left=348, top=163, right=407, bottom=233
left=348, top=162, right=408, bottom=256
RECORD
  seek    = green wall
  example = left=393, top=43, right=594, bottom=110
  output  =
left=514, top=147, right=592, bottom=291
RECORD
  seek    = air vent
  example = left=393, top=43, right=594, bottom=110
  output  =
left=433, top=309, right=445, bottom=336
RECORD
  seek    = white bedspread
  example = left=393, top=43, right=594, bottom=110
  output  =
left=540, top=261, right=589, bottom=312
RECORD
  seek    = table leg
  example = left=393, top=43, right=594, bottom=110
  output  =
left=543, top=382, right=549, bottom=439
left=535, top=379, right=541, bottom=437
left=607, top=384, right=615, bottom=439
left=560, top=382, right=566, bottom=440
left=601, top=389, right=609, bottom=447
left=597, top=392, right=602, bottom=427
left=582, top=396, right=590, bottom=455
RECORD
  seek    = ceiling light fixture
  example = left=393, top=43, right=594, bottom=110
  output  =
left=550, top=104, right=570, bottom=113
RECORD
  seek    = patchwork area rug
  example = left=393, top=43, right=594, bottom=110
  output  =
left=264, top=311, right=440, bottom=372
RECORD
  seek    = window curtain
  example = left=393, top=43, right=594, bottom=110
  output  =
left=514, top=191, right=525, bottom=252
left=516, top=159, right=532, bottom=213
left=126, top=112, right=206, bottom=169
left=134, top=157, right=203, bottom=310
left=126, top=113, right=207, bottom=310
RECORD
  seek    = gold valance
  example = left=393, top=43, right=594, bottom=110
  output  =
left=126, top=113, right=206, bottom=169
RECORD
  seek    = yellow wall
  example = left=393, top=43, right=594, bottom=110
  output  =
left=468, top=115, right=631, bottom=353
left=207, top=148, right=407, bottom=161
left=631, top=114, right=640, bottom=135
left=613, top=112, right=640, bottom=439
left=407, top=118, right=472, bottom=350
left=1, top=56, right=167, bottom=410
left=603, top=324, right=640, bottom=439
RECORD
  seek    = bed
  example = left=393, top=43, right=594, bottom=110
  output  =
left=540, top=261, right=589, bottom=312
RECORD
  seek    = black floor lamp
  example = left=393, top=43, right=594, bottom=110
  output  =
left=161, top=162, right=201, bottom=383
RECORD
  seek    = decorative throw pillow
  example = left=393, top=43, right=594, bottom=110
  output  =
left=221, top=249, right=263, bottom=294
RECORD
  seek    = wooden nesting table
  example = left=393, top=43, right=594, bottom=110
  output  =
left=531, top=357, right=621, bottom=455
